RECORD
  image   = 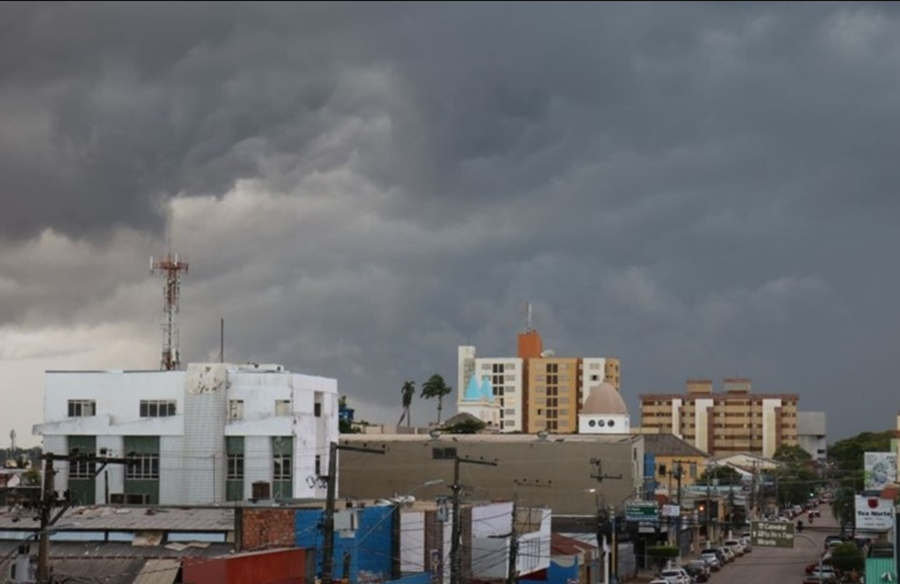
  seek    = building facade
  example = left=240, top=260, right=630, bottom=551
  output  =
left=33, top=362, right=338, bottom=505
left=797, top=411, right=827, bottom=464
left=337, top=433, right=645, bottom=516
left=457, top=328, right=620, bottom=433
left=639, top=378, right=798, bottom=458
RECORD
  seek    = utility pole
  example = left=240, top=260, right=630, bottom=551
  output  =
left=506, top=479, right=551, bottom=584
left=37, top=451, right=135, bottom=583
left=705, top=459, right=712, bottom=545
left=322, top=442, right=386, bottom=584
left=589, top=458, right=622, bottom=584
left=671, top=462, right=684, bottom=551
left=450, top=456, right=498, bottom=584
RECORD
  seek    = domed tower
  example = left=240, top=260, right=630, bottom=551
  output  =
left=578, top=381, right=630, bottom=434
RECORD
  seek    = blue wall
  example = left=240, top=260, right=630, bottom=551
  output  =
left=643, top=453, right=657, bottom=499
left=296, top=505, right=396, bottom=582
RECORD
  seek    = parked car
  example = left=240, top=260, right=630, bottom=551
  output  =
left=649, top=580, right=670, bottom=584
left=684, top=560, right=710, bottom=582
left=699, top=552, right=721, bottom=572
left=809, top=566, right=838, bottom=582
left=718, top=546, right=736, bottom=563
left=701, top=547, right=726, bottom=567
left=739, top=537, right=752, bottom=553
left=725, top=539, right=745, bottom=557
left=659, top=568, right=692, bottom=584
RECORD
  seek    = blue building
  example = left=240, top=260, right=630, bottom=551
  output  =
left=296, top=505, right=399, bottom=583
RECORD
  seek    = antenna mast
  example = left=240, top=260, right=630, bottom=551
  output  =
left=151, top=209, right=189, bottom=371
left=524, top=302, right=533, bottom=332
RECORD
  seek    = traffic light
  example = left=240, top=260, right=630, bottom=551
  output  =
left=698, top=503, right=706, bottom=513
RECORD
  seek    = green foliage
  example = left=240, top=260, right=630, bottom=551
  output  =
left=774, top=465, right=820, bottom=506
left=698, top=465, right=742, bottom=485
left=442, top=418, right=486, bottom=434
left=830, top=542, right=864, bottom=573
left=420, top=374, right=453, bottom=425
left=398, top=381, right=416, bottom=427
left=647, top=546, right=680, bottom=558
left=828, top=431, right=893, bottom=491
left=773, top=444, right=813, bottom=463
left=21, top=467, right=41, bottom=486
left=831, top=486, right=856, bottom=528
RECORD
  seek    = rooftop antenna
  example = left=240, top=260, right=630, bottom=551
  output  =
left=9, top=429, right=15, bottom=453
left=151, top=203, right=189, bottom=371
left=524, top=302, right=534, bottom=332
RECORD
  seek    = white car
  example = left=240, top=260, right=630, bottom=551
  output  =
left=649, top=580, right=670, bottom=584
left=659, top=568, right=692, bottom=584
left=699, top=552, right=721, bottom=571
left=725, top=539, right=745, bottom=557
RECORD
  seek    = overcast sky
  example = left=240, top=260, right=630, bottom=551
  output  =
left=1, top=1, right=898, bottom=447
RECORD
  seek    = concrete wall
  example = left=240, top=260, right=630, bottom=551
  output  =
left=338, top=436, right=643, bottom=516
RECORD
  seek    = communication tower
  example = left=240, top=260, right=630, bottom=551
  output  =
left=151, top=251, right=189, bottom=370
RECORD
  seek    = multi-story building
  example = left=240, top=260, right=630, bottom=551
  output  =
left=797, top=411, right=827, bottom=464
left=32, top=362, right=338, bottom=505
left=638, top=378, right=798, bottom=458
left=456, top=328, right=620, bottom=433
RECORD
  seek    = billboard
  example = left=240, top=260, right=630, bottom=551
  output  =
left=855, top=496, right=894, bottom=531
left=864, top=452, right=897, bottom=491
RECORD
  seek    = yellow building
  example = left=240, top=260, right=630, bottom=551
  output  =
left=457, top=326, right=621, bottom=434
left=639, top=378, right=798, bottom=458
left=641, top=433, right=711, bottom=490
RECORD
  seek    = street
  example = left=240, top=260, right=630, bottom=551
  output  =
left=719, top=506, right=836, bottom=584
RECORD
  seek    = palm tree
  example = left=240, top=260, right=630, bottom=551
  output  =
left=420, top=374, right=453, bottom=425
left=398, top=380, right=416, bottom=427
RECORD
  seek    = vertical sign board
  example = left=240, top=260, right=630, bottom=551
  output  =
left=750, top=520, right=795, bottom=548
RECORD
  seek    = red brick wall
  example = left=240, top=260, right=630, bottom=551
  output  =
left=239, top=508, right=297, bottom=551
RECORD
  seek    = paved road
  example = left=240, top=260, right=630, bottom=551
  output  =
left=712, top=506, right=837, bottom=584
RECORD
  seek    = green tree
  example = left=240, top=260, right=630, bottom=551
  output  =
left=773, top=444, right=813, bottom=464
left=398, top=381, right=416, bottom=427
left=831, top=486, right=856, bottom=529
left=698, top=465, right=742, bottom=485
left=442, top=418, right=486, bottom=434
left=21, top=467, right=41, bottom=486
left=828, top=430, right=893, bottom=491
left=420, top=374, right=453, bottom=425
left=830, top=542, right=864, bottom=574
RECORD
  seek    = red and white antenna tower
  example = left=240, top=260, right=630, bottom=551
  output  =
left=151, top=216, right=189, bottom=371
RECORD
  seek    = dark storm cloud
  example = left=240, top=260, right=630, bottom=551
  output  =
left=1, top=2, right=899, bottom=438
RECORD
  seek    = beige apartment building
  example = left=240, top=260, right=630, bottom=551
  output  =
left=457, top=327, right=621, bottom=433
left=639, top=378, right=798, bottom=458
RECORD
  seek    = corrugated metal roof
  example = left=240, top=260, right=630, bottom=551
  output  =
left=0, top=505, right=234, bottom=531
left=133, top=558, right=180, bottom=584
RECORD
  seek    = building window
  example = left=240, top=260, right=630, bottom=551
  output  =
left=492, top=363, right=504, bottom=373
left=139, top=400, right=176, bottom=418
left=70, top=458, right=96, bottom=479
left=273, top=453, right=292, bottom=481
left=126, top=454, right=160, bottom=479
left=432, top=447, right=457, bottom=460
left=658, top=464, right=667, bottom=477
left=227, top=454, right=244, bottom=480
left=68, top=400, right=96, bottom=417
left=314, top=402, right=322, bottom=417
left=228, top=400, right=244, bottom=421
left=275, top=400, right=291, bottom=416
left=315, top=454, right=322, bottom=476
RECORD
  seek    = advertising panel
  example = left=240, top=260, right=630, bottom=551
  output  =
left=864, top=452, right=897, bottom=491
left=855, top=495, right=894, bottom=531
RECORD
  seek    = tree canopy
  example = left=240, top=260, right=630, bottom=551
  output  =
left=828, top=430, right=894, bottom=491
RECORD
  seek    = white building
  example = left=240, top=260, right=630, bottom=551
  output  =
left=456, top=346, right=525, bottom=432
left=33, top=362, right=338, bottom=505
left=577, top=381, right=631, bottom=434
left=797, top=411, right=827, bottom=464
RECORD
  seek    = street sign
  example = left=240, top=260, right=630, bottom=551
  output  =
left=750, top=520, right=795, bottom=548
left=626, top=503, right=659, bottom=523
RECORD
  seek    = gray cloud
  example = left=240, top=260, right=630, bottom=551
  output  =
left=1, top=2, right=899, bottom=443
